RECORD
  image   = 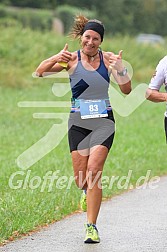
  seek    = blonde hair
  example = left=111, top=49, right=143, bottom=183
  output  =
left=69, top=15, right=88, bottom=40
left=69, top=15, right=104, bottom=40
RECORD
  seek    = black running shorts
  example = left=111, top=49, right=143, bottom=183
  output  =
left=68, top=110, right=115, bottom=152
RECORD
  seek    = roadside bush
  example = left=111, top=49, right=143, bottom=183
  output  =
left=0, top=5, right=53, bottom=30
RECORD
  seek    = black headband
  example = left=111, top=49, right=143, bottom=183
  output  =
left=82, top=21, right=104, bottom=42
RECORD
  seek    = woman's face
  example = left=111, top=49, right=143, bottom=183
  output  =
left=81, top=30, right=102, bottom=53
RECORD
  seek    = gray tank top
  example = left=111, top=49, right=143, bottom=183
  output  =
left=69, top=50, right=110, bottom=100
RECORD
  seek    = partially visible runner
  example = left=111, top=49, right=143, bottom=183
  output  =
left=146, top=56, right=167, bottom=142
left=36, top=15, right=131, bottom=243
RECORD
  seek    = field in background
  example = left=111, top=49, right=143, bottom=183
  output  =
left=0, top=26, right=167, bottom=243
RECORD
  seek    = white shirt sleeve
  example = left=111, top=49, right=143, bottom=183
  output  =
left=149, top=56, right=167, bottom=91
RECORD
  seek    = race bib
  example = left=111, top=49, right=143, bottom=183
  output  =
left=80, top=99, right=108, bottom=119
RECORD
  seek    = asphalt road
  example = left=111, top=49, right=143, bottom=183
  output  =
left=1, top=176, right=167, bottom=252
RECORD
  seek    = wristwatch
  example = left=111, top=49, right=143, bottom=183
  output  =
left=117, top=67, right=127, bottom=76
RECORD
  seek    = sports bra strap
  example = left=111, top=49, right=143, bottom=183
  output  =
left=99, top=50, right=103, bottom=62
left=77, top=50, right=81, bottom=61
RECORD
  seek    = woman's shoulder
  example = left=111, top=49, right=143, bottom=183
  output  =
left=102, top=51, right=115, bottom=59
left=67, top=50, right=79, bottom=71
left=71, top=50, right=78, bottom=59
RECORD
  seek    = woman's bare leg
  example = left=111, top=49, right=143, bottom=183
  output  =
left=71, top=149, right=89, bottom=190
left=86, top=145, right=109, bottom=224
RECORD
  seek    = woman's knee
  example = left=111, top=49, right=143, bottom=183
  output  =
left=74, top=170, right=87, bottom=189
left=87, top=164, right=102, bottom=181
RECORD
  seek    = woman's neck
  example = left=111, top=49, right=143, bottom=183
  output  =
left=81, top=49, right=99, bottom=62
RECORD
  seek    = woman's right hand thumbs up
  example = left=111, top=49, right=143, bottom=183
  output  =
left=58, top=43, right=71, bottom=68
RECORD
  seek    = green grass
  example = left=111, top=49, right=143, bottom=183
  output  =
left=0, top=26, right=167, bottom=243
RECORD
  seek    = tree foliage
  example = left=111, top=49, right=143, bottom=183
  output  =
left=0, top=0, right=167, bottom=36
